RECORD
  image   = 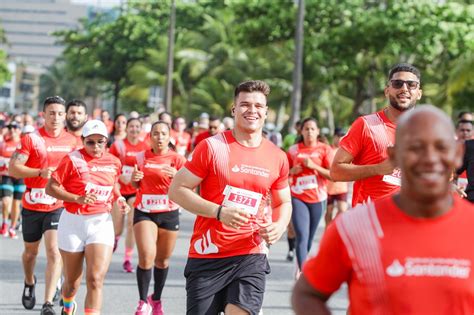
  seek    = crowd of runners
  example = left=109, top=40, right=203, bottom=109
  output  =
left=0, top=63, right=473, bottom=315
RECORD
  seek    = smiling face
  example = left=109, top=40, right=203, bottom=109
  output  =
left=126, top=119, right=142, bottom=139
left=384, top=71, right=422, bottom=112
left=232, top=91, right=267, bottom=133
left=390, top=109, right=461, bottom=203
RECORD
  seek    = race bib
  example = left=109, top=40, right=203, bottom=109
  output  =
left=85, top=183, right=113, bottom=202
left=296, top=175, right=318, bottom=190
left=458, top=178, right=468, bottom=191
left=222, top=185, right=262, bottom=215
left=30, top=188, right=57, bottom=205
left=142, top=194, right=169, bottom=211
left=382, top=168, right=401, bottom=186
left=121, top=165, right=134, bottom=182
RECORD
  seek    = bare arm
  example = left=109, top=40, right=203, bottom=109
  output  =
left=9, top=152, right=54, bottom=179
left=169, top=167, right=250, bottom=227
left=259, top=186, right=292, bottom=245
left=292, top=275, right=332, bottom=315
left=330, top=147, right=394, bottom=181
left=304, top=158, right=331, bottom=180
left=46, top=177, right=93, bottom=204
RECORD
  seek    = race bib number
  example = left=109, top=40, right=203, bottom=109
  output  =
left=85, top=183, right=113, bottom=202
left=382, top=168, right=401, bottom=186
left=222, top=185, right=262, bottom=215
left=121, top=165, right=134, bottom=181
left=30, top=188, right=57, bottom=205
left=142, top=194, right=169, bottom=211
left=296, top=175, right=318, bottom=190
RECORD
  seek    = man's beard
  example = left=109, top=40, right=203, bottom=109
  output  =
left=66, top=119, right=86, bottom=132
left=388, top=95, right=417, bottom=112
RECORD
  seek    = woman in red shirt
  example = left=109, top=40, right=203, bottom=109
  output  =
left=287, top=117, right=332, bottom=271
left=131, top=121, right=185, bottom=315
left=109, top=117, right=149, bottom=273
left=46, top=120, right=130, bottom=315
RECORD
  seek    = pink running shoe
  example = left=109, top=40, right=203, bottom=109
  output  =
left=1, top=222, right=8, bottom=236
left=8, top=228, right=18, bottom=239
left=123, top=260, right=134, bottom=273
left=147, top=295, right=163, bottom=315
left=134, top=300, right=152, bottom=315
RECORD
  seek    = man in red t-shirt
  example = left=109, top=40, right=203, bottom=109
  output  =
left=191, top=116, right=221, bottom=150
left=292, top=106, right=474, bottom=314
left=169, top=80, right=292, bottom=315
left=331, top=63, right=423, bottom=206
left=9, top=96, right=78, bottom=314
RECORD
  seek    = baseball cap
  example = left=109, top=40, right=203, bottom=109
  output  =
left=82, top=120, right=108, bottom=138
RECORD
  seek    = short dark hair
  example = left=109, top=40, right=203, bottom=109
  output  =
left=158, top=111, right=172, bottom=120
left=234, top=80, right=270, bottom=99
left=209, top=115, right=221, bottom=122
left=43, top=96, right=66, bottom=111
left=456, top=119, right=473, bottom=128
left=66, top=99, right=87, bottom=113
left=457, top=111, right=473, bottom=120
left=388, top=63, right=421, bottom=81
left=126, top=117, right=141, bottom=128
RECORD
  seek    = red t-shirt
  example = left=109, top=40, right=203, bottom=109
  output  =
left=170, top=130, right=191, bottom=156
left=109, top=138, right=149, bottom=196
left=134, top=149, right=186, bottom=213
left=52, top=149, right=121, bottom=215
left=0, top=138, right=20, bottom=176
left=287, top=142, right=331, bottom=203
left=193, top=130, right=212, bottom=149
left=339, top=110, right=399, bottom=206
left=16, top=128, right=77, bottom=212
left=185, top=130, right=289, bottom=258
left=303, top=195, right=474, bottom=314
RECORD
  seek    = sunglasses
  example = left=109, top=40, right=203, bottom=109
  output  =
left=389, top=80, right=420, bottom=90
left=84, top=140, right=107, bottom=147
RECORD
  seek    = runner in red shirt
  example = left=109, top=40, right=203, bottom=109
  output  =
left=46, top=119, right=129, bottom=315
left=191, top=116, right=221, bottom=150
left=0, top=122, right=25, bottom=239
left=454, top=119, right=473, bottom=192
left=293, top=106, right=474, bottom=314
left=331, top=63, right=423, bottom=206
left=169, top=80, right=292, bottom=315
left=170, top=116, right=191, bottom=157
left=109, top=117, right=149, bottom=273
left=65, top=99, right=89, bottom=147
left=287, top=117, right=332, bottom=271
left=9, top=96, right=78, bottom=314
left=130, top=121, right=186, bottom=315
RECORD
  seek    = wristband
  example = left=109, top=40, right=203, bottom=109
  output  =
left=216, top=205, right=223, bottom=221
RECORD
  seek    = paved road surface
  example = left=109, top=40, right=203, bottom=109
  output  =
left=0, top=210, right=348, bottom=314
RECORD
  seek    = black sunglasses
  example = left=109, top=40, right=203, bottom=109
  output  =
left=389, top=80, right=420, bottom=90
left=84, top=140, right=107, bottom=147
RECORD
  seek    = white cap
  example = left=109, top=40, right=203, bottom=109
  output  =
left=22, top=125, right=35, bottom=134
left=82, top=120, right=108, bottom=138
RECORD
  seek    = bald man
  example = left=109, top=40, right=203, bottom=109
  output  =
left=292, top=106, right=474, bottom=314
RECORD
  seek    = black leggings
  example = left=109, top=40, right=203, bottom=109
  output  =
left=291, top=197, right=325, bottom=269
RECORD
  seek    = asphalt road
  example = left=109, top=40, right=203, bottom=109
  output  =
left=0, top=210, right=348, bottom=314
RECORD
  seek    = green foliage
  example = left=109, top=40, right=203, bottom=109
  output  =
left=52, top=0, right=473, bottom=127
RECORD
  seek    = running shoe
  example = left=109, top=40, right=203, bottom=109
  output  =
left=0, top=222, right=7, bottom=236
left=134, top=300, right=152, bottom=315
left=8, top=227, right=18, bottom=239
left=22, top=275, right=36, bottom=310
left=53, top=276, right=62, bottom=303
left=41, top=302, right=56, bottom=315
left=147, top=295, right=164, bottom=315
left=123, top=260, right=134, bottom=273
left=61, top=300, right=77, bottom=315
left=286, top=250, right=294, bottom=262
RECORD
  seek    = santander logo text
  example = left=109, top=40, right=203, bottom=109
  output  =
left=386, top=257, right=471, bottom=279
left=194, top=229, right=219, bottom=255
left=231, top=164, right=270, bottom=178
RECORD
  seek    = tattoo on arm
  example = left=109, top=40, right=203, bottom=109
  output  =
left=11, top=152, right=28, bottom=164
